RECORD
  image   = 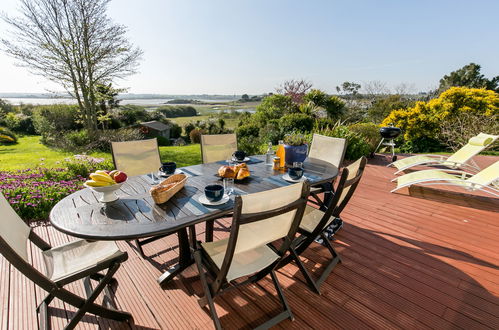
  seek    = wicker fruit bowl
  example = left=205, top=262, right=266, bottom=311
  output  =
left=150, top=173, right=187, bottom=204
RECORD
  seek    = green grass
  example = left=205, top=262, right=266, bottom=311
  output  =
left=0, top=136, right=203, bottom=170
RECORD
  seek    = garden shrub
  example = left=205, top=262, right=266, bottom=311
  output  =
left=315, top=125, right=371, bottom=160
left=279, top=113, right=314, bottom=133
left=189, top=128, right=205, bottom=143
left=4, top=112, right=36, bottom=135
left=382, top=87, right=499, bottom=149
left=62, top=154, right=114, bottom=178
left=156, top=135, right=170, bottom=146
left=184, top=122, right=196, bottom=141
left=259, top=119, right=283, bottom=144
left=254, top=94, right=298, bottom=123
left=32, top=104, right=81, bottom=142
left=170, top=122, right=182, bottom=139
left=236, top=123, right=260, bottom=138
left=156, top=105, right=197, bottom=118
left=237, top=135, right=267, bottom=156
left=0, top=127, right=18, bottom=144
left=116, top=105, right=151, bottom=126
left=349, top=122, right=380, bottom=152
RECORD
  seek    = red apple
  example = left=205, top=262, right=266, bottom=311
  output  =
left=113, top=171, right=127, bottom=183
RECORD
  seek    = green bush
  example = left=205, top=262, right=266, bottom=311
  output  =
left=32, top=104, right=81, bottom=140
left=259, top=119, right=283, bottom=144
left=4, top=112, right=36, bottom=135
left=62, top=154, right=114, bottom=178
left=279, top=113, right=314, bottom=133
left=156, top=105, right=197, bottom=118
left=398, top=137, right=444, bottom=153
left=349, top=122, right=380, bottom=152
left=0, top=127, right=18, bottom=144
left=156, top=135, right=170, bottom=146
left=184, top=122, right=196, bottom=141
left=237, top=135, right=266, bottom=156
left=189, top=128, right=205, bottom=144
left=315, top=125, right=371, bottom=160
left=170, top=122, right=182, bottom=138
left=236, top=123, right=260, bottom=138
left=116, top=105, right=151, bottom=126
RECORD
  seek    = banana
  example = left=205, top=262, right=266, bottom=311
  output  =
left=89, top=173, right=116, bottom=184
left=109, top=170, right=119, bottom=178
left=85, top=180, right=112, bottom=187
left=95, top=170, right=110, bottom=175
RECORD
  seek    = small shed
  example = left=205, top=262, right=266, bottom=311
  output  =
left=139, top=121, right=171, bottom=138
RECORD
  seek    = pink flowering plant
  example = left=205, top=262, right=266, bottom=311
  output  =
left=0, top=155, right=114, bottom=222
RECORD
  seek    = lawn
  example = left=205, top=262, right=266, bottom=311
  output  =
left=0, top=136, right=202, bottom=170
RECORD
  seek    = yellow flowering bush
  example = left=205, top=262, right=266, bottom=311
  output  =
left=382, top=87, right=499, bottom=142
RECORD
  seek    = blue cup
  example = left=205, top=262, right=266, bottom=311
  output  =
left=288, top=167, right=304, bottom=180
left=233, top=150, right=246, bottom=161
left=204, top=184, right=225, bottom=202
left=160, top=162, right=176, bottom=175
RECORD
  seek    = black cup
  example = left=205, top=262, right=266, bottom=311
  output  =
left=204, top=184, right=225, bottom=202
left=160, top=162, right=176, bottom=175
left=288, top=167, right=304, bottom=180
left=233, top=150, right=246, bottom=161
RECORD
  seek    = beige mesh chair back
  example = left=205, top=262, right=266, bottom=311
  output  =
left=308, top=133, right=347, bottom=168
left=0, top=193, right=131, bottom=328
left=278, top=157, right=368, bottom=294
left=200, top=133, right=237, bottom=163
left=111, top=138, right=162, bottom=176
left=194, top=181, right=311, bottom=329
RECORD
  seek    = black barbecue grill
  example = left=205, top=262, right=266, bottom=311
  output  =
left=373, top=125, right=401, bottom=162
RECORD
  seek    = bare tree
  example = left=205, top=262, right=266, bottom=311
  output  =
left=393, top=82, right=416, bottom=95
left=363, top=80, right=389, bottom=98
left=1, top=0, right=142, bottom=132
left=276, top=79, right=313, bottom=103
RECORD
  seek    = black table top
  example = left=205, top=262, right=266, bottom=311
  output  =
left=49, top=155, right=338, bottom=240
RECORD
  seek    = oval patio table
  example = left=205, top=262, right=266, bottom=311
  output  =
left=50, top=155, right=338, bottom=287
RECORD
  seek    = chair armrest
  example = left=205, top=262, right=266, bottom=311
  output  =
left=29, top=231, right=52, bottom=251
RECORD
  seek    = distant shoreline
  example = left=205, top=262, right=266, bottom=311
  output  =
left=1, top=97, right=238, bottom=106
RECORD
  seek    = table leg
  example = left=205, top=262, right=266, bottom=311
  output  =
left=157, top=228, right=194, bottom=288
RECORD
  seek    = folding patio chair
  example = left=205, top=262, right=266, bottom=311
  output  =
left=0, top=193, right=131, bottom=329
left=200, top=133, right=238, bottom=164
left=200, top=133, right=238, bottom=241
left=388, top=132, right=498, bottom=175
left=279, top=157, right=367, bottom=294
left=307, top=133, right=347, bottom=209
left=111, top=138, right=169, bottom=257
left=194, top=181, right=310, bottom=329
left=391, top=160, right=499, bottom=197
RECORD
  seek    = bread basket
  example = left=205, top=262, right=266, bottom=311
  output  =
left=150, top=173, right=187, bottom=204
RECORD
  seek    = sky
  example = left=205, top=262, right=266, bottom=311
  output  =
left=0, top=0, right=498, bottom=95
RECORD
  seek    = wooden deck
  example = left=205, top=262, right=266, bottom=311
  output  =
left=1, top=155, right=498, bottom=329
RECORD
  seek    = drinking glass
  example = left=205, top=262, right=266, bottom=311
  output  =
left=293, top=162, right=303, bottom=169
left=150, top=172, right=159, bottom=184
left=223, top=177, right=234, bottom=196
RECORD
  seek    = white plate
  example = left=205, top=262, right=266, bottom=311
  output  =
left=232, top=157, right=250, bottom=163
left=282, top=173, right=306, bottom=183
left=158, top=169, right=182, bottom=177
left=198, top=194, right=230, bottom=206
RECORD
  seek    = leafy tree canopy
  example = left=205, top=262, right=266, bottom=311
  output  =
left=438, top=63, right=498, bottom=93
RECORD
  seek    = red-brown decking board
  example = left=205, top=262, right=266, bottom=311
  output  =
left=1, top=155, right=498, bottom=329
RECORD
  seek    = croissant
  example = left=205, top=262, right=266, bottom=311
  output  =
left=236, top=167, right=250, bottom=180
left=218, top=165, right=236, bottom=178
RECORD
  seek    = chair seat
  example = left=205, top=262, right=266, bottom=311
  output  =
left=42, top=239, right=124, bottom=283
left=201, top=239, right=279, bottom=282
left=299, top=205, right=333, bottom=233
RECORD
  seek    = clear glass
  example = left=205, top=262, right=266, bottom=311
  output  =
left=292, top=161, right=303, bottom=169
left=150, top=172, right=159, bottom=184
left=265, top=141, right=274, bottom=165
left=223, top=177, right=234, bottom=195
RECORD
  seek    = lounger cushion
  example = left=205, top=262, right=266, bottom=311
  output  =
left=202, top=238, right=279, bottom=282
left=391, top=155, right=435, bottom=170
left=43, top=240, right=124, bottom=283
left=396, top=170, right=467, bottom=188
